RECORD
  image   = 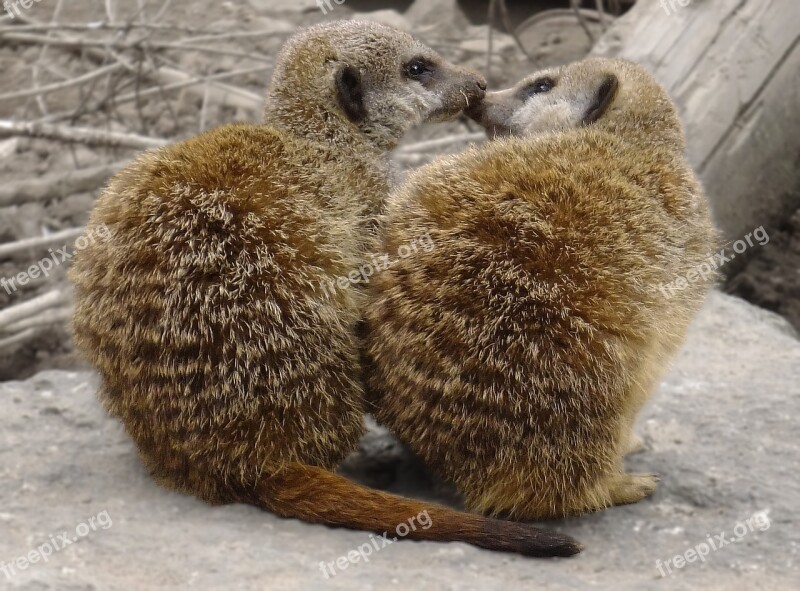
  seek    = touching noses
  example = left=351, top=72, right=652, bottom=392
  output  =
left=464, top=74, right=487, bottom=110
left=456, top=67, right=487, bottom=101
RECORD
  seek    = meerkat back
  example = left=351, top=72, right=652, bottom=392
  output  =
left=366, top=57, right=717, bottom=520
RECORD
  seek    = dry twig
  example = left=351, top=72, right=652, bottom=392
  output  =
left=0, top=228, right=85, bottom=259
left=0, top=32, right=273, bottom=63
left=398, top=133, right=485, bottom=154
left=0, top=63, right=125, bottom=102
left=0, top=119, right=167, bottom=149
left=498, top=0, right=533, bottom=59
left=572, top=0, right=596, bottom=43
left=0, top=162, right=125, bottom=207
left=3, top=14, right=265, bottom=113
left=0, top=328, right=38, bottom=351
left=2, top=307, right=72, bottom=334
left=0, top=290, right=68, bottom=332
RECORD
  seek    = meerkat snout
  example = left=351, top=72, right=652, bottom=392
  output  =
left=469, top=61, right=625, bottom=137
left=416, top=62, right=487, bottom=122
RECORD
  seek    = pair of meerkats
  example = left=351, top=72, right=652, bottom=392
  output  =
left=70, top=20, right=715, bottom=558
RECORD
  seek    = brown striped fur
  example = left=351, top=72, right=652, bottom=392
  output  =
left=69, top=21, right=580, bottom=557
left=365, top=58, right=717, bottom=520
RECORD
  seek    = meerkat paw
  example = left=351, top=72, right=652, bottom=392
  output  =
left=622, top=432, right=645, bottom=456
left=608, top=473, right=658, bottom=506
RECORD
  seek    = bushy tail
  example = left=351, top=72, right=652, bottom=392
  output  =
left=238, top=462, right=581, bottom=557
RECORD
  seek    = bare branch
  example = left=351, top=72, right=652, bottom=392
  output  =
left=172, top=27, right=293, bottom=46
left=105, top=0, right=116, bottom=23
left=487, top=0, right=498, bottom=79
left=397, top=133, right=485, bottom=153
left=572, top=0, right=596, bottom=43
left=0, top=120, right=168, bottom=149
left=0, top=33, right=272, bottom=63
left=0, top=63, right=125, bottom=102
left=144, top=65, right=263, bottom=111
left=36, top=65, right=268, bottom=124
left=0, top=161, right=125, bottom=207
left=114, top=65, right=267, bottom=107
left=499, top=0, right=532, bottom=59
left=0, top=22, right=213, bottom=34
left=0, top=289, right=68, bottom=330
left=0, top=328, right=38, bottom=351
left=2, top=307, right=72, bottom=334
left=0, top=227, right=85, bottom=259
left=2, top=16, right=265, bottom=112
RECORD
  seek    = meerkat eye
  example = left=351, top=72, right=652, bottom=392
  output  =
left=404, top=59, right=434, bottom=80
left=524, top=78, right=555, bottom=97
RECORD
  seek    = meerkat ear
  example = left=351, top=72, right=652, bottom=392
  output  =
left=335, top=65, right=367, bottom=124
left=583, top=74, right=619, bottom=125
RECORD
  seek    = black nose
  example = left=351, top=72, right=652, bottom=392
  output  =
left=477, top=80, right=487, bottom=91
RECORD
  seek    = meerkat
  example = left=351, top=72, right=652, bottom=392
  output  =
left=69, top=21, right=580, bottom=556
left=365, top=57, right=718, bottom=520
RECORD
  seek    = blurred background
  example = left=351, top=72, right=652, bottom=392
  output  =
left=1, top=0, right=798, bottom=380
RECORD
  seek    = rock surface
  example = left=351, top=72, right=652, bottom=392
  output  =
left=1, top=291, right=799, bottom=590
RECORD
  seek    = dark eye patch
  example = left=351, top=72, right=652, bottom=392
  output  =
left=521, top=77, right=556, bottom=98
left=582, top=74, right=619, bottom=125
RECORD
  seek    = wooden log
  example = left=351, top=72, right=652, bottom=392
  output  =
left=593, top=0, right=800, bottom=250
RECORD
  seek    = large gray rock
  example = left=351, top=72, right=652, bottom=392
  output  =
left=1, top=292, right=798, bottom=590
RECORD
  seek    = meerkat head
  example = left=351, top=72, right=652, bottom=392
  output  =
left=264, top=20, right=486, bottom=150
left=469, top=57, right=684, bottom=147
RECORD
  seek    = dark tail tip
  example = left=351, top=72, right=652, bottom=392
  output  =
left=530, top=530, right=584, bottom=558
left=476, top=519, right=583, bottom=558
